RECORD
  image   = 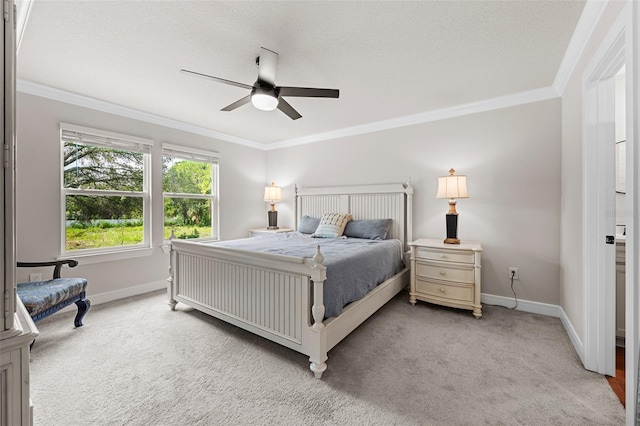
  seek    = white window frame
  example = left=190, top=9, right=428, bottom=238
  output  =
left=162, top=143, right=220, bottom=242
left=60, top=123, right=153, bottom=256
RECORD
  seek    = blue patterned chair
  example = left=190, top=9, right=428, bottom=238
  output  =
left=17, top=260, right=90, bottom=327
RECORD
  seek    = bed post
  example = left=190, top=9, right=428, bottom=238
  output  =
left=309, top=245, right=328, bottom=378
left=167, top=238, right=178, bottom=311
left=294, top=184, right=300, bottom=231
left=405, top=180, right=414, bottom=251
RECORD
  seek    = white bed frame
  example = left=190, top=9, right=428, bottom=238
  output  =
left=168, top=183, right=414, bottom=378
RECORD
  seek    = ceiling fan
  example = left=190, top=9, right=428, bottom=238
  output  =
left=180, top=47, right=339, bottom=120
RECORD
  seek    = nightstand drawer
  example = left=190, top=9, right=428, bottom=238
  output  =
left=415, top=262, right=474, bottom=284
left=415, top=248, right=474, bottom=264
left=415, top=279, right=474, bottom=302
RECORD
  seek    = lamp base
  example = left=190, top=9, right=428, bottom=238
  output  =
left=444, top=213, right=460, bottom=244
left=267, top=210, right=279, bottom=230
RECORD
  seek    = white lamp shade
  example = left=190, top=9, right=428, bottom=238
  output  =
left=436, top=175, right=469, bottom=199
left=252, top=93, right=279, bottom=111
left=264, top=184, right=282, bottom=203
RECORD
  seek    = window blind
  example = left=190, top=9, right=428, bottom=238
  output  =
left=61, top=123, right=152, bottom=154
left=163, top=143, right=219, bottom=164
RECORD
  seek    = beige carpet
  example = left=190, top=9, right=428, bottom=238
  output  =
left=29, top=290, right=625, bottom=425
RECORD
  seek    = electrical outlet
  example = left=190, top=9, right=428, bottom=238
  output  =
left=29, top=273, right=42, bottom=282
left=509, top=267, right=519, bottom=280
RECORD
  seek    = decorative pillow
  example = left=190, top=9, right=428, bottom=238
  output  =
left=298, top=215, right=321, bottom=234
left=312, top=213, right=353, bottom=238
left=343, top=219, right=393, bottom=240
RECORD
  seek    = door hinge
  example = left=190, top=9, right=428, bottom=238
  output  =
left=606, top=235, right=615, bottom=244
left=3, top=143, right=9, bottom=169
left=4, top=290, right=11, bottom=319
left=3, top=0, right=9, bottom=22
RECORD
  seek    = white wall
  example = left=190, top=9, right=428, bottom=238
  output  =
left=560, top=0, right=627, bottom=342
left=16, top=92, right=266, bottom=299
left=267, top=99, right=562, bottom=304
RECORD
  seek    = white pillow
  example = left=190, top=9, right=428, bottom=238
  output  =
left=312, top=213, right=352, bottom=238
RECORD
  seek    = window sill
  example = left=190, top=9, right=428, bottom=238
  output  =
left=58, top=246, right=156, bottom=265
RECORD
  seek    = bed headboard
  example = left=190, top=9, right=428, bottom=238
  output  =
left=295, top=183, right=414, bottom=251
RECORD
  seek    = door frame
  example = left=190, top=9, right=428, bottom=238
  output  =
left=582, top=3, right=638, bottom=423
left=625, top=2, right=639, bottom=423
left=582, top=18, right=624, bottom=377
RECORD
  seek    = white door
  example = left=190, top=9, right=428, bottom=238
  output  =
left=584, top=74, right=618, bottom=377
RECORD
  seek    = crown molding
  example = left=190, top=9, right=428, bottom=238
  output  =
left=265, top=86, right=560, bottom=150
left=18, top=80, right=559, bottom=152
left=16, top=3, right=601, bottom=152
left=17, top=79, right=264, bottom=150
left=553, top=0, right=609, bottom=95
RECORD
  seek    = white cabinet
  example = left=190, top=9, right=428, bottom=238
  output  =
left=0, top=302, right=38, bottom=426
left=1, top=3, right=39, bottom=423
left=409, top=238, right=482, bottom=318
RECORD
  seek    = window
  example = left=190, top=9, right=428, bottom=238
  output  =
left=61, top=123, right=151, bottom=253
left=162, top=143, right=219, bottom=240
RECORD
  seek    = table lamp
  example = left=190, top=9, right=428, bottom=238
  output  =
left=436, top=168, right=469, bottom=244
left=263, top=182, right=282, bottom=230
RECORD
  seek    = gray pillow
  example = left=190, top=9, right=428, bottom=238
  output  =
left=343, top=219, right=392, bottom=240
left=298, top=215, right=321, bottom=234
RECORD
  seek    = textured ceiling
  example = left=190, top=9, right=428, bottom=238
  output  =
left=17, top=1, right=586, bottom=146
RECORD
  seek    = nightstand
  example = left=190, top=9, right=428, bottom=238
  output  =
left=248, top=228, right=294, bottom=237
left=409, top=238, right=482, bottom=318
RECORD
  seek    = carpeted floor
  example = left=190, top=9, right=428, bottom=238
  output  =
left=29, top=290, right=625, bottom=425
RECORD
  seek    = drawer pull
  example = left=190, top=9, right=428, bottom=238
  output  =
left=439, top=271, right=446, bottom=276
left=439, top=287, right=446, bottom=293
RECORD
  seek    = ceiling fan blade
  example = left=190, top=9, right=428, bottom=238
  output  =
left=277, top=98, right=302, bottom=120
left=180, top=69, right=252, bottom=90
left=257, top=47, right=278, bottom=85
left=278, top=87, right=339, bottom=98
left=221, top=95, right=252, bottom=112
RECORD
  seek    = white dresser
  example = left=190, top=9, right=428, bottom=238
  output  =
left=409, top=238, right=482, bottom=318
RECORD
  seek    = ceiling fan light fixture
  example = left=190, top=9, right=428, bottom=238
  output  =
left=183, top=47, right=338, bottom=119
left=251, top=93, right=278, bottom=111
left=251, top=86, right=279, bottom=111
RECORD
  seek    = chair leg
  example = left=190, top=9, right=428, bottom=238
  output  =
left=74, top=298, right=91, bottom=327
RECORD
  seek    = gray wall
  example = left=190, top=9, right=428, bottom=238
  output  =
left=16, top=91, right=563, bottom=307
left=267, top=99, right=562, bottom=304
left=16, top=93, right=266, bottom=299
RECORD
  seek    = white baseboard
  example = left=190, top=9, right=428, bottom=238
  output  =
left=481, top=293, right=585, bottom=363
left=558, top=306, right=585, bottom=364
left=481, top=293, right=562, bottom=317
left=55, top=280, right=166, bottom=315
left=87, top=280, right=166, bottom=305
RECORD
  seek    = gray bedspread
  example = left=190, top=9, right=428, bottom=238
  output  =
left=207, top=232, right=404, bottom=318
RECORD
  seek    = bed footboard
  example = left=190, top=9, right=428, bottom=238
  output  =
left=168, top=239, right=328, bottom=377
